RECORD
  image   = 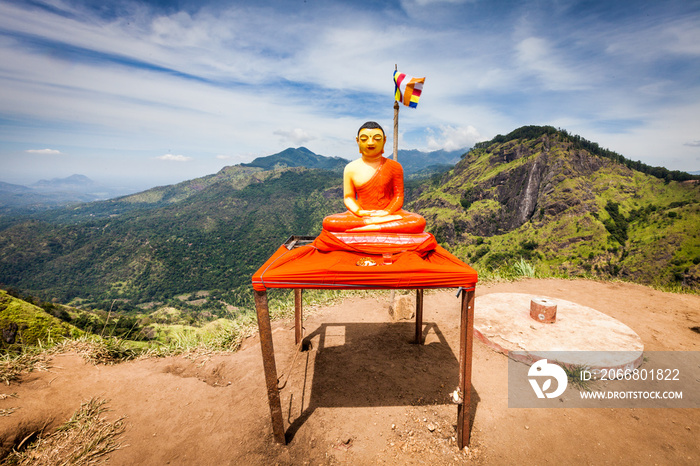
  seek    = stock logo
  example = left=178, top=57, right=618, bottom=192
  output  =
left=528, top=359, right=568, bottom=399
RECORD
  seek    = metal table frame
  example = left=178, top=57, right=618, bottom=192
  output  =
left=253, top=284, right=476, bottom=449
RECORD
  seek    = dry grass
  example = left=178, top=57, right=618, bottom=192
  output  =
left=55, top=337, right=139, bottom=366
left=0, top=408, right=18, bottom=417
left=4, top=398, right=126, bottom=465
left=0, top=351, right=49, bottom=385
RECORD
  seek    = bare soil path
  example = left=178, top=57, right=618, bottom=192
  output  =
left=1, top=279, right=699, bottom=465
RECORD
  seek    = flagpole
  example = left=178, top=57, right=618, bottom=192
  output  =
left=393, top=101, right=399, bottom=161
left=390, top=66, right=399, bottom=308
left=393, top=64, right=399, bottom=161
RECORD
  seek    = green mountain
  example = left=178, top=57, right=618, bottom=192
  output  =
left=0, top=126, right=698, bottom=311
left=242, top=147, right=349, bottom=171
left=412, top=126, right=700, bottom=289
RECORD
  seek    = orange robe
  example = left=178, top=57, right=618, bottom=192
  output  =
left=322, top=157, right=426, bottom=234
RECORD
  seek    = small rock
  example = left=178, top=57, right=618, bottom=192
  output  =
left=389, top=294, right=415, bottom=321
left=427, top=423, right=436, bottom=432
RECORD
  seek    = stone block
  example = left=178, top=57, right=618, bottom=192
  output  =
left=389, top=294, right=415, bottom=321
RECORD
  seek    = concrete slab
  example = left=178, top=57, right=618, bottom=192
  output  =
left=474, top=293, right=644, bottom=370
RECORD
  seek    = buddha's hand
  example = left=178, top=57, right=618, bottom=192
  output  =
left=357, top=209, right=390, bottom=217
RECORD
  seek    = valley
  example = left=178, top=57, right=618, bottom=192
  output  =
left=0, top=126, right=698, bottom=350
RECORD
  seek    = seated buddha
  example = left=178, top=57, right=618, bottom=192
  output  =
left=322, top=121, right=426, bottom=234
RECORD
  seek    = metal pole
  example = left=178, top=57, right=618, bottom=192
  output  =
left=457, top=288, right=475, bottom=449
left=393, top=101, right=399, bottom=161
left=393, top=63, right=399, bottom=161
left=414, top=289, right=424, bottom=344
left=254, top=289, right=286, bottom=444
left=294, top=289, right=303, bottom=345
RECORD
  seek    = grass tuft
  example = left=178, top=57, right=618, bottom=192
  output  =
left=0, top=408, right=18, bottom=417
left=477, top=258, right=539, bottom=283
left=0, top=350, right=49, bottom=385
left=57, top=336, right=139, bottom=365
left=144, top=316, right=257, bottom=358
left=512, top=257, right=538, bottom=278
left=563, top=364, right=595, bottom=392
left=4, top=398, right=126, bottom=465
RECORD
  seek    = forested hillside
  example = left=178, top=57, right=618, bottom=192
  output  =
left=412, top=126, right=700, bottom=289
left=0, top=167, right=343, bottom=307
left=1, top=126, right=698, bottom=318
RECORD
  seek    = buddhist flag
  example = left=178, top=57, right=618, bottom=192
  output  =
left=393, top=70, right=425, bottom=108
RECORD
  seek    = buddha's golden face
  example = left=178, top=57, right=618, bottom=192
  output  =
left=356, top=128, right=386, bottom=158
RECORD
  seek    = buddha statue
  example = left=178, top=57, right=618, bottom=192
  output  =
left=322, top=121, right=426, bottom=234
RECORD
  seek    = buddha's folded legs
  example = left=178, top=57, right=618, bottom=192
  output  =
left=322, top=210, right=426, bottom=234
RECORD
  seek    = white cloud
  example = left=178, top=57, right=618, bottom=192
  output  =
left=399, top=0, right=474, bottom=11
left=216, top=154, right=233, bottom=160
left=25, top=148, right=62, bottom=155
left=684, top=140, right=700, bottom=148
left=273, top=128, right=315, bottom=146
left=1, top=0, right=699, bottom=183
left=604, top=15, right=700, bottom=60
left=515, top=37, right=590, bottom=91
left=157, top=154, right=192, bottom=162
left=426, top=125, right=482, bottom=151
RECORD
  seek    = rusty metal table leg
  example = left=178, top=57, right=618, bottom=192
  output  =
left=414, top=289, right=424, bottom=344
left=294, top=289, right=303, bottom=345
left=457, top=288, right=475, bottom=449
left=254, top=289, right=286, bottom=444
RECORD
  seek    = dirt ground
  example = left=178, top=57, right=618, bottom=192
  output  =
left=1, top=278, right=699, bottom=465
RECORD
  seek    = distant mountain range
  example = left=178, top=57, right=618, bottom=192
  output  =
left=0, top=126, right=697, bottom=308
left=0, top=175, right=128, bottom=212
left=0, top=147, right=465, bottom=213
left=31, top=174, right=97, bottom=191
left=241, top=146, right=466, bottom=176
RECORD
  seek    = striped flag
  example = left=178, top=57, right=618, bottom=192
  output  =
left=393, top=70, right=425, bottom=108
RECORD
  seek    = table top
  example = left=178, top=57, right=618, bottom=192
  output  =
left=252, top=242, right=478, bottom=291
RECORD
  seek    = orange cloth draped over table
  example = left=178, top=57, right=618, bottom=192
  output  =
left=251, top=237, right=478, bottom=291
left=322, top=157, right=426, bottom=234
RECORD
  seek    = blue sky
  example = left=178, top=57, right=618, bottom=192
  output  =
left=1, top=0, right=699, bottom=189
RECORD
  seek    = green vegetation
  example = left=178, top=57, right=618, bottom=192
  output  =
left=241, top=146, right=347, bottom=171
left=0, top=282, right=381, bottom=362
left=0, top=167, right=343, bottom=305
left=563, top=364, right=595, bottom=392
left=475, top=126, right=700, bottom=183
left=0, top=290, right=82, bottom=352
left=603, top=201, right=629, bottom=244
left=415, top=126, right=700, bottom=292
left=0, top=125, right=697, bottom=373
